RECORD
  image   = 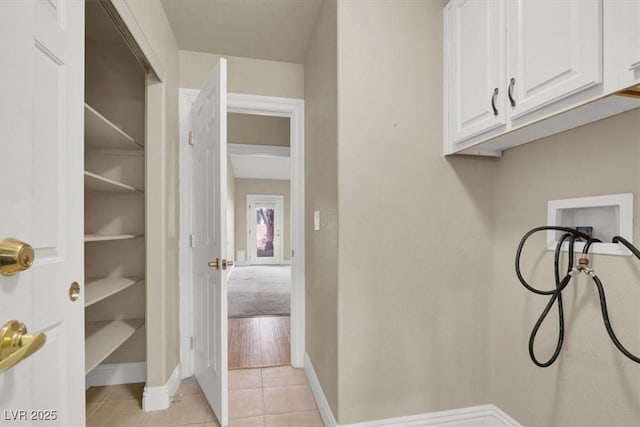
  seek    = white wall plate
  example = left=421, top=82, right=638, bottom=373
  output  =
left=547, top=193, right=634, bottom=256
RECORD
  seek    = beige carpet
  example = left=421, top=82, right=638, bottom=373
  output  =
left=227, top=265, right=291, bottom=318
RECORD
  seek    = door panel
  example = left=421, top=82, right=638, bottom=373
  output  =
left=191, top=59, right=228, bottom=427
left=621, top=0, right=640, bottom=88
left=507, top=0, right=602, bottom=119
left=0, top=1, right=84, bottom=425
left=446, top=0, right=506, bottom=144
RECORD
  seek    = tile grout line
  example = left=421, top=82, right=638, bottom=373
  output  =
left=260, top=367, right=266, bottom=420
left=86, top=386, right=113, bottom=419
left=86, top=402, right=99, bottom=419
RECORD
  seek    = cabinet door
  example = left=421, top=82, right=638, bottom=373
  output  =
left=445, top=0, right=506, bottom=146
left=507, top=0, right=602, bottom=119
left=621, top=0, right=640, bottom=88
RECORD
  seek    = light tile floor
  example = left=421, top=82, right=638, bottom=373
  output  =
left=85, top=366, right=323, bottom=427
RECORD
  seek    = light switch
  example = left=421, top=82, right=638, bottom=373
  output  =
left=314, top=210, right=320, bottom=231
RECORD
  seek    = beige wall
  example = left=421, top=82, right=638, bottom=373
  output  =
left=336, top=0, right=495, bottom=423
left=124, top=0, right=181, bottom=387
left=492, top=109, right=640, bottom=426
left=179, top=50, right=304, bottom=98
left=228, top=113, right=290, bottom=147
left=234, top=179, right=291, bottom=262
left=304, top=0, right=339, bottom=417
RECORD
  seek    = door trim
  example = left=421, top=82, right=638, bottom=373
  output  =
left=179, top=90, right=305, bottom=374
left=247, top=194, right=285, bottom=265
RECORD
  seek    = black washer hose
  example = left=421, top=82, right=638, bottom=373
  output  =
left=515, top=226, right=640, bottom=366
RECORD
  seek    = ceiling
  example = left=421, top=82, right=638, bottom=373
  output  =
left=230, top=153, right=290, bottom=180
left=229, top=144, right=291, bottom=180
left=228, top=114, right=290, bottom=180
left=160, top=0, right=324, bottom=64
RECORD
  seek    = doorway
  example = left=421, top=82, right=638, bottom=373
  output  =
left=247, top=195, right=284, bottom=265
left=226, top=112, right=292, bottom=370
left=179, top=91, right=305, bottom=378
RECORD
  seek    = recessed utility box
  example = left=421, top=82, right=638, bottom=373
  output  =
left=547, top=193, right=634, bottom=256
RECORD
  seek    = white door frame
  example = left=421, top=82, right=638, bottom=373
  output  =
left=247, top=194, right=284, bottom=265
left=179, top=90, right=305, bottom=374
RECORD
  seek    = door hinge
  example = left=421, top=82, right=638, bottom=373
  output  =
left=292, top=249, right=294, bottom=258
left=188, top=130, right=194, bottom=146
left=190, top=336, right=194, bottom=349
left=189, top=234, right=196, bottom=248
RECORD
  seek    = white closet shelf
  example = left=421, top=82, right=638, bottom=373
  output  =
left=85, top=103, right=143, bottom=151
left=84, top=171, right=143, bottom=193
left=84, top=234, right=141, bottom=242
left=85, top=319, right=144, bottom=374
left=85, top=278, right=144, bottom=307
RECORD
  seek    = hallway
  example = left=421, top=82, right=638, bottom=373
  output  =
left=228, top=265, right=292, bottom=369
left=228, top=266, right=291, bottom=318
left=229, top=316, right=291, bottom=369
left=85, top=366, right=322, bottom=426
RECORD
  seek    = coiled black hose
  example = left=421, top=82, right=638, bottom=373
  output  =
left=515, top=226, right=640, bottom=366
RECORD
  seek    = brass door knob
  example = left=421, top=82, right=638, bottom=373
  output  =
left=69, top=282, right=81, bottom=302
left=222, top=259, right=234, bottom=270
left=0, top=320, right=47, bottom=374
left=208, top=258, right=220, bottom=269
left=0, top=238, right=35, bottom=276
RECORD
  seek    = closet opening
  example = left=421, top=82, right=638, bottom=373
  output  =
left=83, top=0, right=163, bottom=408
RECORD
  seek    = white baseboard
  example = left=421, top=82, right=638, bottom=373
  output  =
left=304, top=353, right=338, bottom=427
left=338, top=405, right=522, bottom=427
left=85, top=362, right=146, bottom=389
left=142, top=363, right=182, bottom=411
left=303, top=353, right=522, bottom=427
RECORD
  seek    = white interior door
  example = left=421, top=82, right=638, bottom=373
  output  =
left=0, top=1, right=85, bottom=426
left=191, top=59, right=228, bottom=427
left=247, top=195, right=283, bottom=265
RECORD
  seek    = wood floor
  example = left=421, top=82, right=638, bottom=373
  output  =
left=228, top=315, right=290, bottom=370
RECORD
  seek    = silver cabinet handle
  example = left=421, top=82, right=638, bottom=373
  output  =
left=491, top=88, right=499, bottom=116
left=508, top=77, right=516, bottom=107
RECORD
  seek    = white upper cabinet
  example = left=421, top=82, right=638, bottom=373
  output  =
left=618, top=0, right=640, bottom=89
left=445, top=0, right=506, bottom=144
left=444, top=0, right=640, bottom=156
left=506, top=0, right=602, bottom=120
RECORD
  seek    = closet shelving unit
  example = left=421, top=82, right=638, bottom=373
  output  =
left=84, top=100, right=145, bottom=375
left=85, top=104, right=142, bottom=151
left=85, top=319, right=145, bottom=374
left=85, top=171, right=142, bottom=193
